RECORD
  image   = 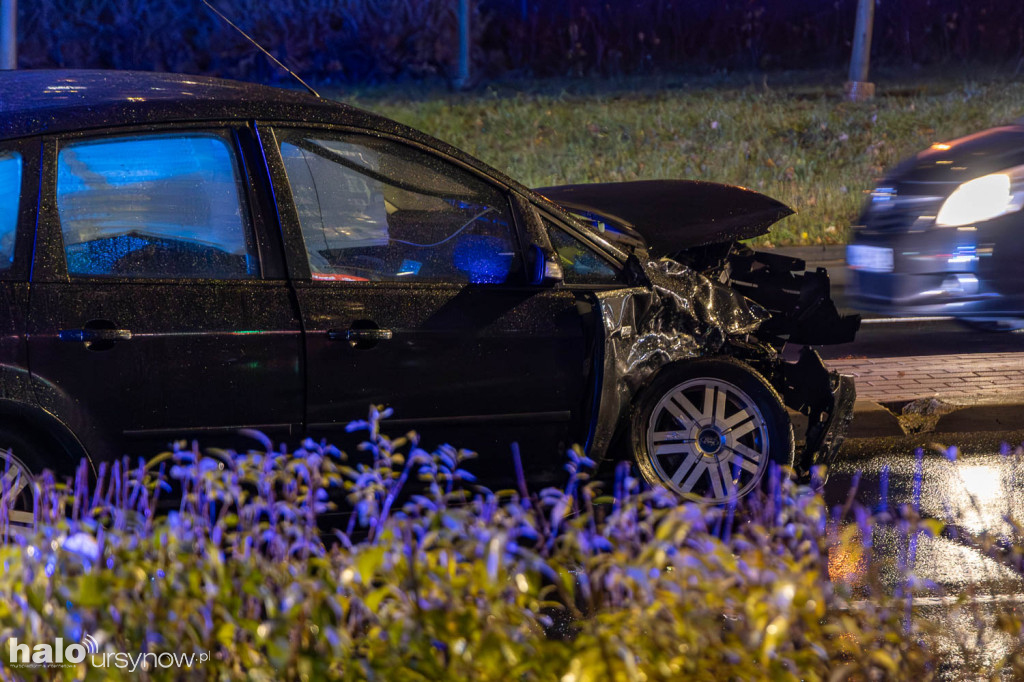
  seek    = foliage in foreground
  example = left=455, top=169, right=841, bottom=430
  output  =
left=0, top=408, right=986, bottom=681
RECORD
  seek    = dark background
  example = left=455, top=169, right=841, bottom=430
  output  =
left=14, top=0, right=1024, bottom=84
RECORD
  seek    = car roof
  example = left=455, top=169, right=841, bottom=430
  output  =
left=0, top=69, right=605, bottom=247
left=0, top=69, right=409, bottom=141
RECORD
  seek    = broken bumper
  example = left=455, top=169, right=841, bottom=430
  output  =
left=781, top=346, right=857, bottom=474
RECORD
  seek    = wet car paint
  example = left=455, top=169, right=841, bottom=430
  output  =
left=0, top=70, right=858, bottom=500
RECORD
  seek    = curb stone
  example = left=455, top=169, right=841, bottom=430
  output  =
left=790, top=399, right=904, bottom=443
left=762, top=244, right=846, bottom=264
left=843, top=399, right=1024, bottom=440
left=932, top=402, right=1024, bottom=434
left=847, top=400, right=904, bottom=438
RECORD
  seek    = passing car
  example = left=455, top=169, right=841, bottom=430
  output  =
left=0, top=70, right=857, bottom=526
left=848, top=119, right=1024, bottom=330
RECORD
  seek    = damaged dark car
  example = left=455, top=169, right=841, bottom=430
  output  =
left=0, top=70, right=858, bottom=527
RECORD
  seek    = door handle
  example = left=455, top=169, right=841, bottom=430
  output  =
left=59, top=328, right=132, bottom=343
left=327, top=328, right=393, bottom=342
left=327, top=327, right=393, bottom=347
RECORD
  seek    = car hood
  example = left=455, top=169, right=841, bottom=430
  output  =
left=536, top=180, right=794, bottom=256
left=884, top=124, right=1024, bottom=187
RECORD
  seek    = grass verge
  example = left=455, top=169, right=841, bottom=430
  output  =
left=338, top=69, right=1024, bottom=246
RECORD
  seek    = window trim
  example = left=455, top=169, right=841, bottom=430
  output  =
left=35, top=124, right=269, bottom=284
left=536, top=209, right=628, bottom=288
left=260, top=123, right=528, bottom=287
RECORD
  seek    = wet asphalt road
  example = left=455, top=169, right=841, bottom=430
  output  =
left=818, top=315, right=1024, bottom=361
left=826, top=433, right=1024, bottom=595
left=811, top=273, right=1024, bottom=673
left=823, top=271, right=1024, bottom=360
left=822, top=435, right=1024, bottom=677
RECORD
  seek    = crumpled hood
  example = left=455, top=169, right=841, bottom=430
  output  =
left=537, top=180, right=794, bottom=256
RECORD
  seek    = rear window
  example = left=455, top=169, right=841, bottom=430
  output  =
left=0, top=151, right=21, bottom=271
left=55, top=133, right=258, bottom=279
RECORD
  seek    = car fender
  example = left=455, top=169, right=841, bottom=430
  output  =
left=0, top=363, right=94, bottom=473
left=586, top=258, right=768, bottom=460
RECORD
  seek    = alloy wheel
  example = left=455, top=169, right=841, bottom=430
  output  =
left=645, top=377, right=770, bottom=502
left=0, top=447, right=36, bottom=530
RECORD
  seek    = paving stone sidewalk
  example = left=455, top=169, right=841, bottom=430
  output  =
left=826, top=352, right=1024, bottom=404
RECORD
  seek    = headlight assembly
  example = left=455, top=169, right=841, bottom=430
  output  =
left=935, top=165, right=1024, bottom=227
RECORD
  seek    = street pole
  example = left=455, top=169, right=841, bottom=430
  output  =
left=0, top=0, right=15, bottom=70
left=845, top=0, right=875, bottom=100
left=453, top=0, right=470, bottom=90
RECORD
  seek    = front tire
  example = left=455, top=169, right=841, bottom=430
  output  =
left=629, top=358, right=794, bottom=503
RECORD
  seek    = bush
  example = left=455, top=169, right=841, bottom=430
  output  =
left=17, top=0, right=482, bottom=85
left=0, top=407, right=980, bottom=680
left=14, top=0, right=1024, bottom=84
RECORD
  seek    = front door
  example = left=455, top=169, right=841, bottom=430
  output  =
left=263, top=126, right=593, bottom=490
left=27, top=129, right=304, bottom=462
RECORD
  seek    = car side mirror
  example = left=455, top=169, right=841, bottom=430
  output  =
left=528, top=244, right=564, bottom=286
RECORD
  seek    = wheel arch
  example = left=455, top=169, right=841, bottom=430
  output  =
left=0, top=399, right=92, bottom=475
left=602, top=355, right=776, bottom=461
left=630, top=354, right=786, bottom=421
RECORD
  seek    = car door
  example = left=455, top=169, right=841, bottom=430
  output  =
left=261, top=125, right=596, bottom=489
left=27, top=126, right=304, bottom=462
left=0, top=139, right=36, bottom=407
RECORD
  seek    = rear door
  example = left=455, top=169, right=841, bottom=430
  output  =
left=27, top=126, right=303, bottom=462
left=261, top=125, right=595, bottom=489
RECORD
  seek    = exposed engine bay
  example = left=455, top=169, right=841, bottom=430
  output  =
left=539, top=180, right=861, bottom=479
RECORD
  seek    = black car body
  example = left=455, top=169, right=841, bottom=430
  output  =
left=848, top=120, right=1024, bottom=326
left=0, top=70, right=857, bottom=523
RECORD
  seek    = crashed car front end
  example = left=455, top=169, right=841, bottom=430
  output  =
left=539, top=180, right=860, bottom=485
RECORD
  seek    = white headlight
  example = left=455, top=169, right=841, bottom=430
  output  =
left=936, top=170, right=1024, bottom=227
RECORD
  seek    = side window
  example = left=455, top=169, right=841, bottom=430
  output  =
left=278, top=134, right=520, bottom=284
left=56, top=133, right=258, bottom=279
left=544, top=218, right=623, bottom=284
left=0, top=151, right=21, bottom=272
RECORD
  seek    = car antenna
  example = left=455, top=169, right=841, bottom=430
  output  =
left=201, top=0, right=321, bottom=98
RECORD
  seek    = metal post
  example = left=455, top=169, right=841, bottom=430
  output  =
left=845, top=0, right=875, bottom=100
left=0, top=0, right=15, bottom=70
left=453, top=0, right=470, bottom=90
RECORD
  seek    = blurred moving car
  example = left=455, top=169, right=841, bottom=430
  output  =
left=848, top=119, right=1024, bottom=330
left=0, top=70, right=857, bottom=526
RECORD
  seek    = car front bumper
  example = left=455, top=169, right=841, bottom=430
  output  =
left=779, top=347, right=857, bottom=474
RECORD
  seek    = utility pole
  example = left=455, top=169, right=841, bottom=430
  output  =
left=0, top=0, right=15, bottom=70
left=845, top=0, right=875, bottom=100
left=453, top=0, right=470, bottom=90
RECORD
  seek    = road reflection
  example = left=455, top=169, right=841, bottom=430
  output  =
left=827, top=453, right=1024, bottom=592
left=824, top=448, right=1024, bottom=676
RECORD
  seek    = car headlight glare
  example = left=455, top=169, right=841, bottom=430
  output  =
left=936, top=169, right=1024, bottom=227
